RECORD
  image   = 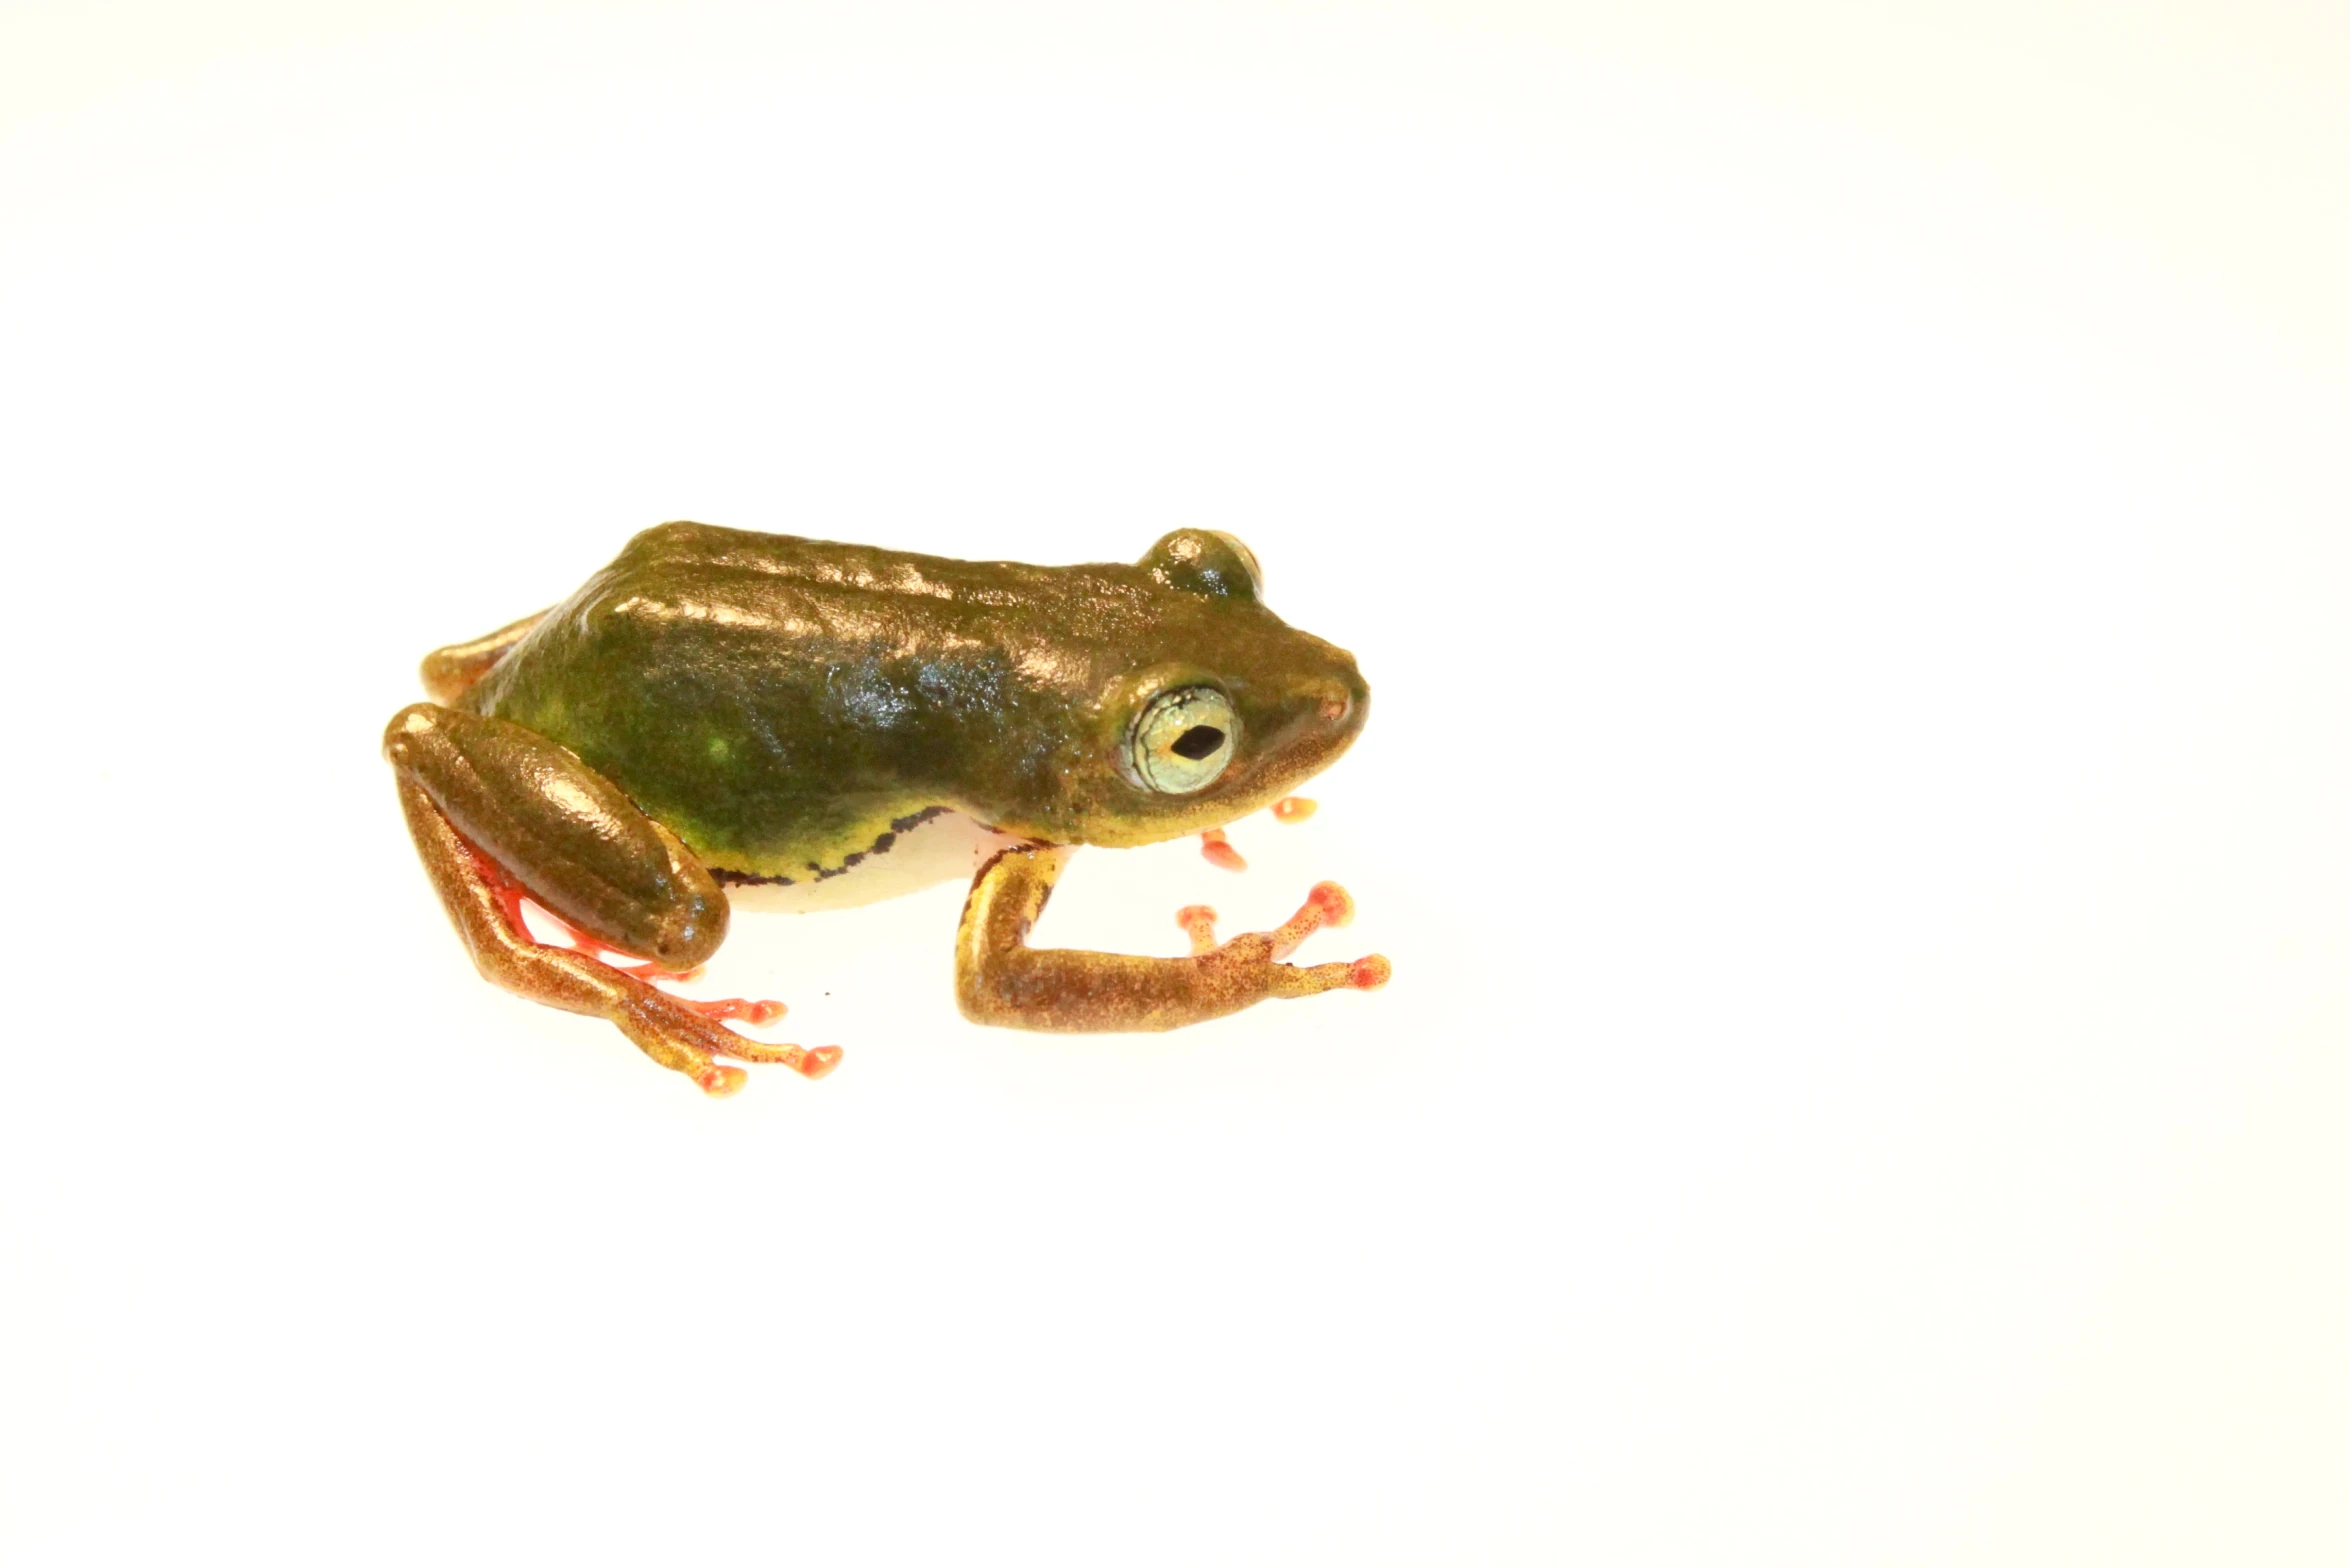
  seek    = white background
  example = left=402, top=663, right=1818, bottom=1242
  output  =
left=4, top=3, right=2346, bottom=1562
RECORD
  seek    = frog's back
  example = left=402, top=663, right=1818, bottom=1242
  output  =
left=460, top=523, right=1153, bottom=877
left=612, top=519, right=1069, bottom=595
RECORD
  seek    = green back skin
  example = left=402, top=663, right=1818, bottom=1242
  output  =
left=462, top=523, right=1369, bottom=881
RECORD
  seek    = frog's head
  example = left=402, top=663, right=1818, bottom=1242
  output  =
left=1038, top=529, right=1370, bottom=849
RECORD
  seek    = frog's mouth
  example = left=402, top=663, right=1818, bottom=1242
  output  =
left=1230, top=669, right=1368, bottom=805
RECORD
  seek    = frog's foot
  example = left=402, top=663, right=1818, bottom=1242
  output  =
left=959, top=846, right=1390, bottom=1031
left=1199, top=798, right=1318, bottom=871
left=496, top=883, right=825, bottom=1084
left=1174, top=904, right=1224, bottom=957
left=1199, top=797, right=1324, bottom=872
left=674, top=995, right=788, bottom=1026
left=508, top=894, right=792, bottom=1028
left=706, top=1034, right=844, bottom=1080
left=1175, top=882, right=1392, bottom=992
left=1199, top=828, right=1248, bottom=873
left=622, top=1029, right=840, bottom=1096
left=395, top=774, right=841, bottom=1096
left=485, top=859, right=839, bottom=1092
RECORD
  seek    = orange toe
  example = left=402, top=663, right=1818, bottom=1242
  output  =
left=1307, top=882, right=1355, bottom=927
left=696, top=1064, right=749, bottom=1097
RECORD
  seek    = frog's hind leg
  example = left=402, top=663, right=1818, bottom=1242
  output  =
left=419, top=609, right=549, bottom=704
left=384, top=703, right=839, bottom=1094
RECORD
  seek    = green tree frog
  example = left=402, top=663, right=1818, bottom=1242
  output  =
left=384, top=522, right=1388, bottom=1094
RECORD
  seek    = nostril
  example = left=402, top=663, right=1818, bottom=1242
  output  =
left=1307, top=678, right=1354, bottom=725
left=1295, top=673, right=1362, bottom=728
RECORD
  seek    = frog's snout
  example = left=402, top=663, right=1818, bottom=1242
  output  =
left=1279, top=663, right=1369, bottom=777
left=1302, top=662, right=1369, bottom=738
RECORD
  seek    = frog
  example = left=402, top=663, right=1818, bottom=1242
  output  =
left=383, top=521, right=1389, bottom=1095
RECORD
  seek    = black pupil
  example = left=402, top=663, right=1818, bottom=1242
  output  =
left=1170, top=725, right=1225, bottom=761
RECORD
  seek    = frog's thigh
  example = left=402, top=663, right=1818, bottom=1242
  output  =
left=382, top=702, right=725, bottom=968
left=954, top=843, right=1383, bottom=1033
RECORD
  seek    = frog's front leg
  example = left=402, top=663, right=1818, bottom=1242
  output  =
left=954, top=843, right=1391, bottom=1032
left=384, top=704, right=839, bottom=1094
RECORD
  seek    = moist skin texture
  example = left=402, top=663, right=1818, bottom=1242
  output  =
left=385, top=522, right=1385, bottom=1095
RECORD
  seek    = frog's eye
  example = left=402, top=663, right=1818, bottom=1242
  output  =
left=1128, top=686, right=1239, bottom=794
left=1139, top=529, right=1263, bottom=601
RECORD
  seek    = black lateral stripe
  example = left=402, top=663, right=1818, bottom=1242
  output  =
left=708, top=805, right=954, bottom=887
